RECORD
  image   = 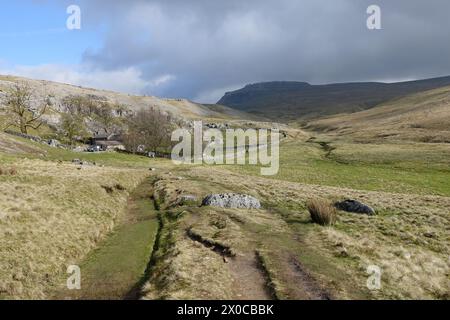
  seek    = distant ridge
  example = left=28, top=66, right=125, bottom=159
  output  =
left=306, top=84, right=450, bottom=143
left=218, top=76, right=450, bottom=120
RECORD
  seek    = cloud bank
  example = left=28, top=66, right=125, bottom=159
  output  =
left=8, top=0, right=450, bottom=102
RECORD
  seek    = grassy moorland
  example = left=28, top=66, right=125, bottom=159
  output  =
left=55, top=178, right=160, bottom=300
left=1, top=126, right=449, bottom=300
left=0, top=133, right=164, bottom=299
left=225, top=138, right=450, bottom=196
left=306, top=85, right=450, bottom=143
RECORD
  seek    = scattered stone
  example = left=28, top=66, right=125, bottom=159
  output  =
left=177, top=195, right=198, bottom=206
left=47, top=139, right=60, bottom=147
left=202, top=193, right=261, bottom=209
left=423, top=232, right=436, bottom=239
left=4, top=130, right=41, bottom=142
left=149, top=168, right=156, bottom=171
left=72, top=159, right=92, bottom=166
left=180, top=195, right=197, bottom=202
left=335, top=199, right=375, bottom=215
left=338, top=247, right=349, bottom=257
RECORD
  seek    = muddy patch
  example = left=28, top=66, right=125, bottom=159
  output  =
left=228, top=252, right=274, bottom=300
left=286, top=255, right=332, bottom=300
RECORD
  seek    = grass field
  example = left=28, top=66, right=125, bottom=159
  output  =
left=0, top=133, right=156, bottom=299
left=0, top=129, right=449, bottom=300
left=55, top=177, right=159, bottom=300
left=178, top=166, right=449, bottom=299
left=224, top=137, right=450, bottom=196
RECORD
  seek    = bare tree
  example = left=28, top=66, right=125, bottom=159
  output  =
left=124, top=108, right=173, bottom=153
left=122, top=129, right=142, bottom=153
left=93, top=102, right=117, bottom=133
left=61, top=113, right=86, bottom=146
left=3, top=82, right=50, bottom=134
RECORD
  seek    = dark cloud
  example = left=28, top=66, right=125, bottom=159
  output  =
left=73, top=0, right=450, bottom=102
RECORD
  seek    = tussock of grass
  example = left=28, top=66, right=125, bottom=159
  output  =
left=307, top=199, right=337, bottom=226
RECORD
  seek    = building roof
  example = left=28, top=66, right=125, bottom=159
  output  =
left=96, top=140, right=123, bottom=146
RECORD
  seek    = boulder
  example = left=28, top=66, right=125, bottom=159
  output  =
left=202, top=193, right=261, bottom=209
left=47, top=139, right=60, bottom=147
left=180, top=195, right=197, bottom=202
left=178, top=195, right=198, bottom=206
left=335, top=199, right=375, bottom=215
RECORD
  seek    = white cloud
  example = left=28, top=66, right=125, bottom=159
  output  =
left=0, top=63, right=175, bottom=95
left=194, top=84, right=245, bottom=104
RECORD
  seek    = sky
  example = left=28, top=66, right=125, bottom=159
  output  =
left=1, top=0, right=450, bottom=103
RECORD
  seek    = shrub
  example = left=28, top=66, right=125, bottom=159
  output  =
left=307, top=199, right=337, bottom=226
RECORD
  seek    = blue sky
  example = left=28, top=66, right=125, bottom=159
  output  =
left=0, top=1, right=100, bottom=65
left=1, top=0, right=450, bottom=102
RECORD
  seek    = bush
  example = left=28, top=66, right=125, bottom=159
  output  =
left=307, top=199, right=337, bottom=226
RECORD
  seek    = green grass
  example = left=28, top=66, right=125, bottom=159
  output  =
left=3, top=133, right=161, bottom=168
left=55, top=178, right=159, bottom=300
left=264, top=205, right=372, bottom=299
left=224, top=139, right=450, bottom=196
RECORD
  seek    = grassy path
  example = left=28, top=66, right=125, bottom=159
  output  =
left=57, top=177, right=159, bottom=300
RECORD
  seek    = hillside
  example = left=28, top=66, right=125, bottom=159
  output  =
left=306, top=85, right=450, bottom=143
left=2, top=132, right=449, bottom=300
left=217, top=76, right=450, bottom=121
left=0, top=75, right=252, bottom=122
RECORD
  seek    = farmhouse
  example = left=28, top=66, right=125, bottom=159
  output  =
left=89, top=131, right=125, bottom=151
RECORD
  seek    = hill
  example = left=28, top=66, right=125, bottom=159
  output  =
left=0, top=74, right=252, bottom=122
left=217, top=76, right=450, bottom=121
left=306, top=85, right=450, bottom=143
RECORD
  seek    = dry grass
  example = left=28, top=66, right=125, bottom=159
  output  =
left=0, top=158, right=147, bottom=299
left=183, top=166, right=450, bottom=299
left=1, top=126, right=448, bottom=300
left=307, top=86, right=450, bottom=143
left=307, top=199, right=337, bottom=226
